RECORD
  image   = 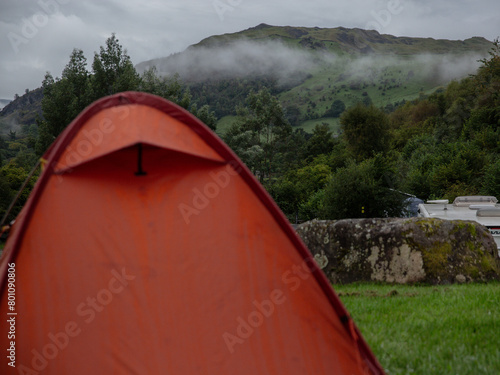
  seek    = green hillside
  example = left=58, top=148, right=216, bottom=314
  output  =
left=192, top=24, right=491, bottom=55
left=0, top=88, right=42, bottom=136
left=137, top=24, right=492, bottom=133
left=277, top=55, right=444, bottom=131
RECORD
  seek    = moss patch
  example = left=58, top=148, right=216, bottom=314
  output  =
left=421, top=241, right=452, bottom=279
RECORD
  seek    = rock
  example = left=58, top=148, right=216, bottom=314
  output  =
left=455, top=274, right=467, bottom=283
left=296, top=218, right=500, bottom=284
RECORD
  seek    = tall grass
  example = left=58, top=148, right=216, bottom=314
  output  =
left=335, top=283, right=500, bottom=375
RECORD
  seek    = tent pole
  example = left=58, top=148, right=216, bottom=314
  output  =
left=134, top=143, right=147, bottom=176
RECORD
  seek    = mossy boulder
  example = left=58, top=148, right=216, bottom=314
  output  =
left=296, top=218, right=500, bottom=284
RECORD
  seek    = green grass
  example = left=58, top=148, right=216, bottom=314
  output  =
left=335, top=283, right=500, bottom=375
left=215, top=115, right=238, bottom=136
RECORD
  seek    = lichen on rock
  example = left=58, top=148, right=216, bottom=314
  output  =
left=296, top=218, right=500, bottom=284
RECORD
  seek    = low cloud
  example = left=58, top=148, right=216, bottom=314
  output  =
left=342, top=52, right=486, bottom=84
left=137, top=40, right=324, bottom=84
left=414, top=53, right=486, bottom=83
left=137, top=39, right=487, bottom=90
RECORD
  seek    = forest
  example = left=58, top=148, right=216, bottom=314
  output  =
left=0, top=35, right=499, bottom=226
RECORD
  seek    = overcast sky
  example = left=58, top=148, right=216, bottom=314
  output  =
left=0, top=0, right=499, bottom=100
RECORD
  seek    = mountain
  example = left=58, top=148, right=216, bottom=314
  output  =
left=137, top=24, right=492, bottom=75
left=0, top=88, right=43, bottom=136
left=136, top=24, right=493, bottom=132
left=192, top=23, right=491, bottom=55
left=0, top=99, right=11, bottom=111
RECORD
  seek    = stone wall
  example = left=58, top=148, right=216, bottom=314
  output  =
left=296, top=218, right=500, bottom=284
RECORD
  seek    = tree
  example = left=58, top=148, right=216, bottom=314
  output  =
left=234, top=88, right=292, bottom=179
left=400, top=135, right=436, bottom=199
left=428, top=142, right=486, bottom=200
left=278, top=128, right=308, bottom=172
left=190, top=104, right=217, bottom=131
left=299, top=189, right=326, bottom=221
left=322, top=158, right=406, bottom=220
left=482, top=159, right=500, bottom=196
left=37, top=48, right=93, bottom=155
left=0, top=162, right=33, bottom=224
left=340, top=104, right=391, bottom=161
left=302, top=123, right=335, bottom=161
left=35, top=117, right=55, bottom=157
left=361, top=94, right=372, bottom=107
left=13, top=147, right=38, bottom=171
left=91, top=33, right=140, bottom=99
left=139, top=67, right=185, bottom=102
left=477, top=38, right=500, bottom=87
left=0, top=175, right=12, bottom=221
left=284, top=104, right=302, bottom=126
left=62, top=48, right=92, bottom=113
left=267, top=179, right=303, bottom=222
left=223, top=124, right=263, bottom=175
left=390, top=99, right=440, bottom=149
left=442, top=97, right=469, bottom=141
left=324, top=99, right=345, bottom=118
left=139, top=67, right=217, bottom=129
left=268, top=157, right=331, bottom=221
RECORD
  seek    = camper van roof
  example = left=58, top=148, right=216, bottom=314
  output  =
left=453, top=196, right=498, bottom=206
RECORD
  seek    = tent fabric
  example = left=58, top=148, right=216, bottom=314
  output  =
left=0, top=92, right=385, bottom=374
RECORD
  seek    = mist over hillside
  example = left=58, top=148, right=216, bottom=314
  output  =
left=342, top=52, right=485, bottom=85
left=136, top=38, right=487, bottom=86
left=137, top=40, right=321, bottom=85
left=135, top=25, right=492, bottom=126
left=136, top=25, right=491, bottom=83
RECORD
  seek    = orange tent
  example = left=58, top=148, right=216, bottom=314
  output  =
left=0, top=92, right=384, bottom=374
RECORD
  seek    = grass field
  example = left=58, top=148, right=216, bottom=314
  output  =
left=278, top=55, right=442, bottom=121
left=335, top=283, right=500, bottom=375
left=215, top=115, right=237, bottom=136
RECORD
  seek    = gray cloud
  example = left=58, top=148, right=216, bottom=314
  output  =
left=146, top=39, right=486, bottom=91
left=137, top=39, right=323, bottom=85
left=0, top=0, right=498, bottom=100
left=343, top=52, right=486, bottom=83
